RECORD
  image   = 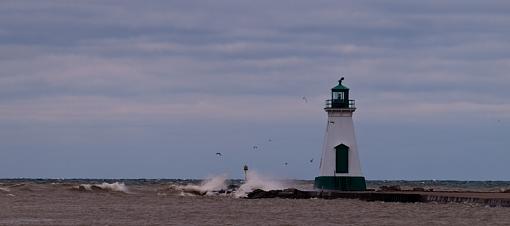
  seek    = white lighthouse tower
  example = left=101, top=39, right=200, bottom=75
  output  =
left=314, top=78, right=366, bottom=191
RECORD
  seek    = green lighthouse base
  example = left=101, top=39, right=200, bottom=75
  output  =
left=314, top=176, right=366, bottom=191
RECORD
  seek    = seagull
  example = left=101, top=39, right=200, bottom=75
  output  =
left=215, top=152, right=223, bottom=157
left=302, top=96, right=308, bottom=103
left=310, top=158, right=314, bottom=163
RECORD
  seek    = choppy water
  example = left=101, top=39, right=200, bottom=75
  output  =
left=1, top=178, right=510, bottom=225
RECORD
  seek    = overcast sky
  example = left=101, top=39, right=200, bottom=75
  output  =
left=1, top=1, right=509, bottom=180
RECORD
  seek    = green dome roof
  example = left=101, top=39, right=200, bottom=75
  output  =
left=332, top=78, right=349, bottom=90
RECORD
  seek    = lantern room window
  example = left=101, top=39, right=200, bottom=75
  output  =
left=333, top=92, right=344, bottom=100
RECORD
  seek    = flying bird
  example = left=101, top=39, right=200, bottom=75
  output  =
left=310, top=158, right=314, bottom=163
left=329, top=121, right=335, bottom=124
left=268, top=138, right=272, bottom=142
left=302, top=96, right=308, bottom=103
left=252, top=145, right=259, bottom=150
left=284, top=162, right=288, bottom=166
left=215, top=152, right=223, bottom=157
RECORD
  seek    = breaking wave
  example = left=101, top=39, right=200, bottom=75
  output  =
left=182, top=175, right=228, bottom=196
left=234, top=171, right=286, bottom=198
left=159, top=171, right=287, bottom=198
left=160, top=175, right=229, bottom=196
left=74, top=182, right=129, bottom=193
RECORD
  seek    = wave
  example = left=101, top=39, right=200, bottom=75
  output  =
left=160, top=175, right=229, bottom=196
left=158, top=172, right=287, bottom=198
left=1, top=186, right=16, bottom=197
left=73, top=182, right=129, bottom=193
left=234, top=171, right=286, bottom=198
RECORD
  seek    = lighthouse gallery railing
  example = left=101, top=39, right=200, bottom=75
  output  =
left=325, top=99, right=356, bottom=109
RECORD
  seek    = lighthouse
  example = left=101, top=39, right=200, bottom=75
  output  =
left=314, top=78, right=366, bottom=191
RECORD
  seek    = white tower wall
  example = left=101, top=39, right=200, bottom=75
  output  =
left=319, top=110, right=363, bottom=177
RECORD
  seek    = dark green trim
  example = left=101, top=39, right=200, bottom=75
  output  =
left=335, top=144, right=349, bottom=173
left=314, top=176, right=366, bottom=191
left=332, top=83, right=349, bottom=90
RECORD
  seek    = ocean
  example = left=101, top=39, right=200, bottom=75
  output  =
left=1, top=177, right=510, bottom=226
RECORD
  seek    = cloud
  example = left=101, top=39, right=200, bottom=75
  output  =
left=0, top=94, right=320, bottom=124
left=1, top=0, right=509, bottom=125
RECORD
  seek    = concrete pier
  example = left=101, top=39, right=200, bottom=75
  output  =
left=247, top=189, right=510, bottom=207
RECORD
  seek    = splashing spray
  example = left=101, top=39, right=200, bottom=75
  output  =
left=234, top=171, right=286, bottom=198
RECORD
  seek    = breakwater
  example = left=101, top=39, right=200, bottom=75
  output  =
left=247, top=189, right=510, bottom=207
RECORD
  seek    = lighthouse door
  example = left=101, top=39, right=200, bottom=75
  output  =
left=335, top=144, right=349, bottom=173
